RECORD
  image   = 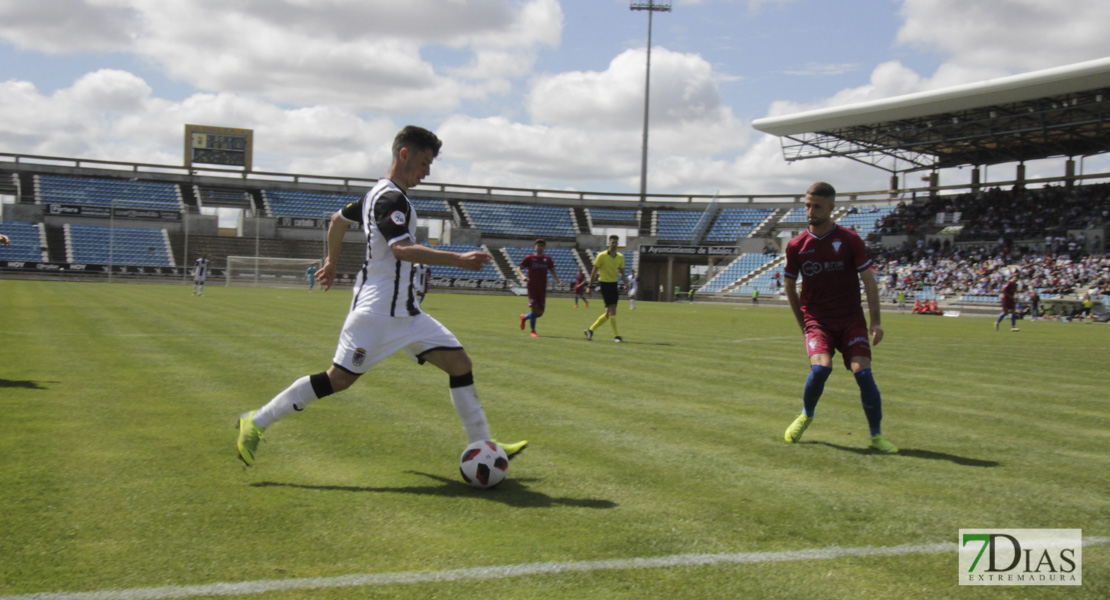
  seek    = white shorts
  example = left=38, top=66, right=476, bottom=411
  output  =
left=332, top=310, right=462, bottom=374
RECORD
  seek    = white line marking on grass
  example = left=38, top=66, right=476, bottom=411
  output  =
left=7, top=538, right=1106, bottom=600
left=726, top=335, right=797, bottom=344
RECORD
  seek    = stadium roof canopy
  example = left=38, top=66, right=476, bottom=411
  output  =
left=752, top=57, right=1110, bottom=174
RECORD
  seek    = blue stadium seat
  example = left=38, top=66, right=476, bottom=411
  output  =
left=67, top=224, right=173, bottom=266
left=39, top=175, right=182, bottom=211
left=265, top=190, right=361, bottom=218
left=462, top=202, right=576, bottom=238
left=0, top=222, right=46, bottom=261
left=698, top=253, right=776, bottom=293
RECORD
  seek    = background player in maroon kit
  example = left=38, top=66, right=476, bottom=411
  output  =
left=781, top=182, right=897, bottom=454
left=995, top=276, right=1020, bottom=331
left=515, top=239, right=561, bottom=337
left=573, top=271, right=589, bottom=308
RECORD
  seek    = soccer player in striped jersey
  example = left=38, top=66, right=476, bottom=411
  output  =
left=236, top=126, right=527, bottom=467
left=782, top=182, right=897, bottom=454
left=191, top=253, right=209, bottom=296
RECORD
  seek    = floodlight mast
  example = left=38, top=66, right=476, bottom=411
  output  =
left=630, top=0, right=671, bottom=208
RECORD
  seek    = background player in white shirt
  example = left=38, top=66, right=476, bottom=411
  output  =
left=627, top=269, right=638, bottom=310
left=191, top=253, right=209, bottom=296
left=236, top=126, right=526, bottom=466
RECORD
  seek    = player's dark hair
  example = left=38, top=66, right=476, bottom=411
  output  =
left=807, top=181, right=836, bottom=199
left=535, top=238, right=546, bottom=245
left=393, top=126, right=442, bottom=159
left=609, top=235, right=619, bottom=242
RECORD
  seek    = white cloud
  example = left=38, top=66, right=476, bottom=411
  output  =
left=431, top=46, right=752, bottom=192
left=896, top=0, right=1110, bottom=71
left=782, top=62, right=862, bottom=77
left=0, top=0, right=562, bottom=113
left=0, top=0, right=136, bottom=53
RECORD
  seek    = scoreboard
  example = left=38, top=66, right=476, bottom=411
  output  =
left=184, top=124, right=253, bottom=170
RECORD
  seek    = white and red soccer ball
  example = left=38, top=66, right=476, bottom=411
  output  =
left=459, top=441, right=509, bottom=489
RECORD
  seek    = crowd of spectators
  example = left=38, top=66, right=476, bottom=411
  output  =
left=874, top=244, right=1110, bottom=301
left=866, top=181, right=1109, bottom=306
left=874, top=182, right=1110, bottom=248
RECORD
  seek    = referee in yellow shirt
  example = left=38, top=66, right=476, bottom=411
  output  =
left=584, top=235, right=630, bottom=342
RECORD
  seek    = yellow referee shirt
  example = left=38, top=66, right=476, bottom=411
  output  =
left=592, top=251, right=625, bottom=283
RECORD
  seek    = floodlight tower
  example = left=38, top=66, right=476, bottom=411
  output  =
left=630, top=0, right=671, bottom=207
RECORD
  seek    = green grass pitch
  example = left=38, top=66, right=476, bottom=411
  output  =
left=1, top=279, right=1106, bottom=599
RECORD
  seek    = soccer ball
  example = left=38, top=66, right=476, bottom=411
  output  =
left=459, top=441, right=509, bottom=489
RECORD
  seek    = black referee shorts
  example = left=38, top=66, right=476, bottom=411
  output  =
left=599, top=281, right=619, bottom=307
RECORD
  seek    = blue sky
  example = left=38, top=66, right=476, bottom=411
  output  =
left=1, top=0, right=1108, bottom=196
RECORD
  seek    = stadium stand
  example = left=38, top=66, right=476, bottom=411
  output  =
left=704, top=208, right=774, bottom=242
left=460, top=201, right=576, bottom=238
left=588, top=208, right=639, bottom=223
left=779, top=207, right=808, bottom=223
left=66, top=224, right=174, bottom=266
left=410, top=197, right=451, bottom=215
left=264, top=190, right=360, bottom=219
left=0, top=221, right=47, bottom=261
left=197, top=187, right=253, bottom=208
left=38, top=175, right=182, bottom=211
left=836, top=205, right=897, bottom=239
left=654, top=210, right=703, bottom=242
left=733, top=268, right=784, bottom=297
left=698, top=253, right=776, bottom=293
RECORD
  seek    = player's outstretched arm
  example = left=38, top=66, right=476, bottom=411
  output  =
left=391, top=239, right=491, bottom=272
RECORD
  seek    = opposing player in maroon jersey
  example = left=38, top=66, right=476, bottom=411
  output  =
left=995, top=277, right=1020, bottom=331
left=782, top=182, right=897, bottom=454
left=516, top=239, right=561, bottom=337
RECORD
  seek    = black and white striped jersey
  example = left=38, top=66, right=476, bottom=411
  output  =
left=339, top=178, right=424, bottom=317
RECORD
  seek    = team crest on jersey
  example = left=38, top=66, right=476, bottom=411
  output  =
left=353, top=347, right=367, bottom=367
left=832, top=240, right=843, bottom=253
left=808, top=338, right=818, bottom=350
left=390, top=210, right=407, bottom=226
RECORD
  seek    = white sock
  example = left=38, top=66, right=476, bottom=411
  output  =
left=449, top=384, right=490, bottom=442
left=254, top=376, right=318, bottom=429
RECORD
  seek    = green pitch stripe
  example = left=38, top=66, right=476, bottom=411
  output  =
left=6, top=538, right=1107, bottom=600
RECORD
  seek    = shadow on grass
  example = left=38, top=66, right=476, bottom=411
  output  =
left=0, top=379, right=55, bottom=390
left=252, top=472, right=618, bottom=509
left=805, top=441, right=1001, bottom=467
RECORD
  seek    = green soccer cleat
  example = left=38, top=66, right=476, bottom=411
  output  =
left=870, top=434, right=898, bottom=454
left=236, top=411, right=265, bottom=466
left=493, top=439, right=529, bottom=461
left=784, top=413, right=813, bottom=443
